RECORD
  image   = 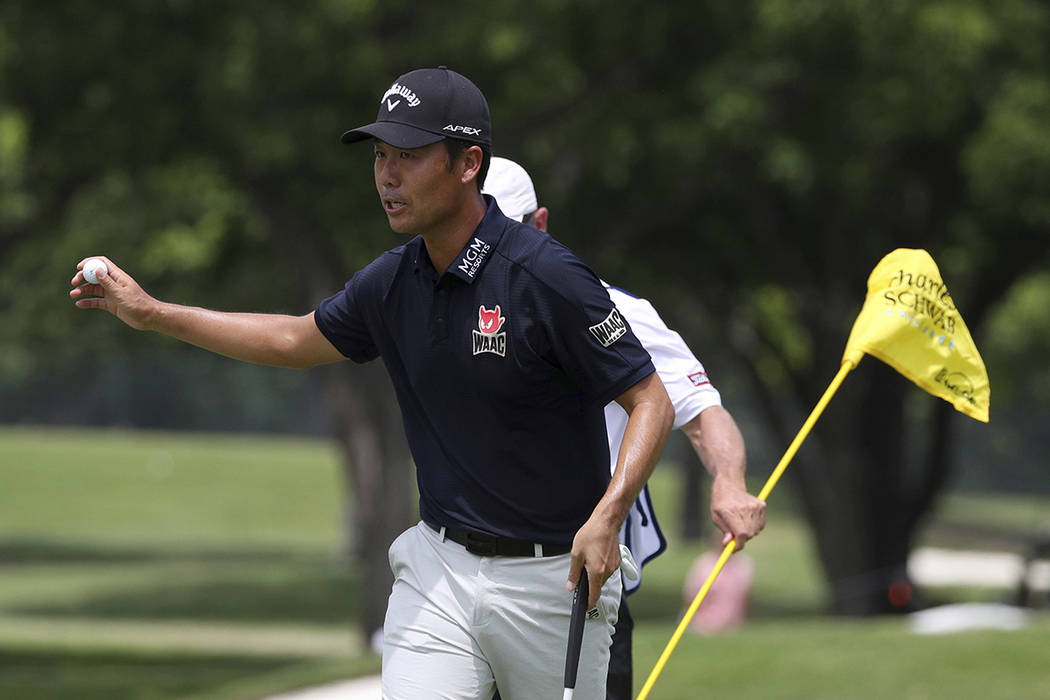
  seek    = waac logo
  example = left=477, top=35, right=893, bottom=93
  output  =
left=589, top=308, right=627, bottom=347
left=472, top=305, right=507, bottom=357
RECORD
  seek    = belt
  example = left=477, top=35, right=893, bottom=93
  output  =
left=425, top=520, right=571, bottom=558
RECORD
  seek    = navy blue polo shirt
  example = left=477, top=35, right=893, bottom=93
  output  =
left=315, top=196, right=655, bottom=544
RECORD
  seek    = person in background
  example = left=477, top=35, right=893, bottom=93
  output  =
left=483, top=157, right=766, bottom=699
left=683, top=533, right=755, bottom=635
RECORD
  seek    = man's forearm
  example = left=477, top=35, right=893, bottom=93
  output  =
left=71, top=257, right=344, bottom=370
left=597, top=373, right=674, bottom=527
left=683, top=405, right=747, bottom=488
left=151, top=304, right=342, bottom=369
left=684, top=404, right=766, bottom=545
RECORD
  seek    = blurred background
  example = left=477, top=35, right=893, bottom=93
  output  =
left=1, top=1, right=1048, bottom=698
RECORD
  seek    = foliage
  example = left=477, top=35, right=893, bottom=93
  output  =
left=2, top=0, right=1049, bottom=620
left=983, top=271, right=1050, bottom=403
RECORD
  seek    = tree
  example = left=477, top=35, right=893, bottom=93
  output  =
left=503, top=0, right=1050, bottom=613
left=3, top=0, right=1049, bottom=627
left=0, top=1, right=427, bottom=643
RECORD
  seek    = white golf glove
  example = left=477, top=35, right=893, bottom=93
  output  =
left=619, top=544, right=640, bottom=582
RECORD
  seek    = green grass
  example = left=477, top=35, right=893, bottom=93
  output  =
left=936, top=492, right=1050, bottom=530
left=626, top=462, right=1050, bottom=699
left=0, top=426, right=344, bottom=549
left=0, top=425, right=1047, bottom=699
left=919, top=491, right=1050, bottom=553
left=0, top=648, right=297, bottom=700
left=632, top=616, right=1050, bottom=699
left=0, top=426, right=380, bottom=699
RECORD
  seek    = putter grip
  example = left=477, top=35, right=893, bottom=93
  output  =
left=563, top=568, right=590, bottom=690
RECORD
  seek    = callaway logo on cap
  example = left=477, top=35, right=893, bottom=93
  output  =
left=341, top=67, right=492, bottom=149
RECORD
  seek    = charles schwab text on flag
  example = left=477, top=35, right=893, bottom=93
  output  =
left=842, top=248, right=990, bottom=422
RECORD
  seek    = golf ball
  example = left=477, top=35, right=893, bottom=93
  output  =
left=83, top=259, right=108, bottom=285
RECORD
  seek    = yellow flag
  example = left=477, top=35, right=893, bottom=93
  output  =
left=842, top=248, right=989, bottom=422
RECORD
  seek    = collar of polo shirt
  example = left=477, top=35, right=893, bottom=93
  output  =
left=413, top=195, right=509, bottom=283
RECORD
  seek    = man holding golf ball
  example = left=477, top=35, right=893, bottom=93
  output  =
left=70, top=66, right=674, bottom=699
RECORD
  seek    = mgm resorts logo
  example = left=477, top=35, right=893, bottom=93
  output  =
left=589, top=308, right=627, bottom=347
left=457, top=237, right=491, bottom=279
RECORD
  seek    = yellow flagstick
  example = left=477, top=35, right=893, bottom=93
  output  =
left=638, top=249, right=990, bottom=697
left=635, top=359, right=856, bottom=700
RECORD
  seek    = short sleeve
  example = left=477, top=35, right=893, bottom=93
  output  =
left=315, top=272, right=379, bottom=363
left=605, top=286, right=722, bottom=428
left=530, top=245, right=655, bottom=407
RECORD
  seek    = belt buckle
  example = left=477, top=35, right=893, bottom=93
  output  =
left=464, top=532, right=498, bottom=556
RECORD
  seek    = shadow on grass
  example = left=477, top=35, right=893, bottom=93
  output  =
left=3, top=538, right=363, bottom=625
left=14, top=565, right=362, bottom=624
left=0, top=647, right=302, bottom=700
left=0, top=538, right=308, bottom=565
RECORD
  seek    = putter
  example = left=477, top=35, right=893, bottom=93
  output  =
left=562, top=568, right=589, bottom=700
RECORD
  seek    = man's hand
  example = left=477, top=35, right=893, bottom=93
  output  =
left=70, top=256, right=159, bottom=331
left=681, top=406, right=766, bottom=550
left=710, top=476, right=766, bottom=550
left=566, top=513, right=621, bottom=609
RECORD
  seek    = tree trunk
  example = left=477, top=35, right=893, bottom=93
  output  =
left=679, top=450, right=706, bottom=542
left=791, top=359, right=919, bottom=615
left=322, top=360, right=414, bottom=645
left=250, top=188, right=418, bottom=645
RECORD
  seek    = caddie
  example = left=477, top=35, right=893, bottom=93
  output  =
left=483, top=156, right=767, bottom=699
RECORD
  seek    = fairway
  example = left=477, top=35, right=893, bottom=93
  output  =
left=632, top=617, right=1050, bottom=699
left=0, top=426, right=381, bottom=699
left=1, top=426, right=1047, bottom=699
left=0, top=426, right=344, bottom=548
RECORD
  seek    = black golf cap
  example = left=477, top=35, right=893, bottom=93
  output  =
left=341, top=67, right=491, bottom=149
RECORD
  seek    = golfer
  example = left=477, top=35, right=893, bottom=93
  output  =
left=70, top=67, right=673, bottom=699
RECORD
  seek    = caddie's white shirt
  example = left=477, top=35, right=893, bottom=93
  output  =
left=603, top=283, right=723, bottom=594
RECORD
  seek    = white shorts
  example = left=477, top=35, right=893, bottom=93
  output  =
left=381, top=521, right=621, bottom=700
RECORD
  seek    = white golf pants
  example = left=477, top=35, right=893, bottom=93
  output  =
left=381, top=521, right=621, bottom=700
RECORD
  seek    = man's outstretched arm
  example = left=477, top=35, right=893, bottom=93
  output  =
left=70, top=256, right=345, bottom=370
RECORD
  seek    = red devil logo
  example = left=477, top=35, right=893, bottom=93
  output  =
left=478, top=305, right=506, bottom=334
